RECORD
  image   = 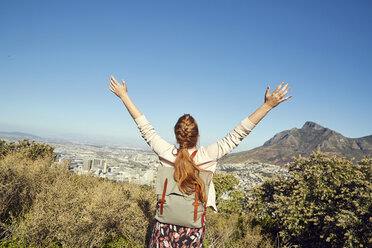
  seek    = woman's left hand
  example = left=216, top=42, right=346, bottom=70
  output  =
left=109, top=75, right=127, bottom=99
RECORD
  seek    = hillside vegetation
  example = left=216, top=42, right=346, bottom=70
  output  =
left=0, top=139, right=272, bottom=248
left=249, top=151, right=372, bottom=248
left=0, top=139, right=370, bottom=247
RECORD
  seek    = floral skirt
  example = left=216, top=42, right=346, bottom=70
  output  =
left=148, top=219, right=205, bottom=248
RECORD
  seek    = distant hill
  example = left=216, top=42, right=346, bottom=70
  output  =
left=0, top=131, right=71, bottom=144
left=0, top=131, right=43, bottom=141
left=221, top=121, right=372, bottom=165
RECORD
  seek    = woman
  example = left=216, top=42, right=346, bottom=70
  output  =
left=109, top=76, right=292, bottom=247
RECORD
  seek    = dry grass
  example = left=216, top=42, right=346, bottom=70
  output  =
left=0, top=152, right=60, bottom=236
left=204, top=210, right=273, bottom=248
left=1, top=152, right=155, bottom=247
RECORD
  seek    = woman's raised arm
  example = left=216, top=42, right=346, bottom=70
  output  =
left=109, top=75, right=142, bottom=120
left=205, top=82, right=292, bottom=160
left=109, top=75, right=173, bottom=156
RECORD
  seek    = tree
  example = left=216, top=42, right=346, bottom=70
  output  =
left=249, top=150, right=372, bottom=248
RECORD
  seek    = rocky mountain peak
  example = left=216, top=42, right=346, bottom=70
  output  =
left=221, top=121, right=372, bottom=166
left=301, top=121, right=325, bottom=131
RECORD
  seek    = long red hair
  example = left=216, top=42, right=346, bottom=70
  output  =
left=174, top=114, right=207, bottom=202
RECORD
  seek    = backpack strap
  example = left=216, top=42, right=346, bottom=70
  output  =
left=191, top=150, right=197, bottom=159
left=192, top=184, right=202, bottom=221
left=176, top=149, right=198, bottom=159
left=201, top=202, right=207, bottom=226
left=191, top=150, right=201, bottom=222
left=159, top=178, right=168, bottom=215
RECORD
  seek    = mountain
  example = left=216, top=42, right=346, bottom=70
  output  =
left=220, top=121, right=372, bottom=165
left=0, top=131, right=71, bottom=144
left=0, top=131, right=43, bottom=141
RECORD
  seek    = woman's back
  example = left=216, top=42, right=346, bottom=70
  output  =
left=134, top=114, right=256, bottom=211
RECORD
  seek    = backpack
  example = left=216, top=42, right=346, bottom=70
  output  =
left=154, top=150, right=213, bottom=228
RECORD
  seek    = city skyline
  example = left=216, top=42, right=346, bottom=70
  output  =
left=1, top=0, right=371, bottom=152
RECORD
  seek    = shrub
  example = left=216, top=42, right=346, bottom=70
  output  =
left=7, top=170, right=155, bottom=248
left=0, top=139, right=55, bottom=160
left=249, top=150, right=372, bottom=248
left=204, top=210, right=273, bottom=248
left=0, top=151, right=60, bottom=239
left=0, top=141, right=156, bottom=247
left=204, top=173, right=274, bottom=247
left=213, top=173, right=247, bottom=214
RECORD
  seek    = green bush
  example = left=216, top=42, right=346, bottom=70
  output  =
left=204, top=173, right=274, bottom=247
left=249, top=150, right=372, bottom=248
left=213, top=173, right=247, bottom=214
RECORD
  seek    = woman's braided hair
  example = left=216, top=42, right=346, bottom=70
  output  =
left=174, top=114, right=206, bottom=202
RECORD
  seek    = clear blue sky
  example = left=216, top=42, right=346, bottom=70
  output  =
left=1, top=0, right=371, bottom=152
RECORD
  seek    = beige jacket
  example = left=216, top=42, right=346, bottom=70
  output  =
left=134, top=114, right=256, bottom=211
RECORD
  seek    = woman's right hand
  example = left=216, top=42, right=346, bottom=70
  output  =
left=264, top=82, right=292, bottom=109
left=109, top=75, right=128, bottom=99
